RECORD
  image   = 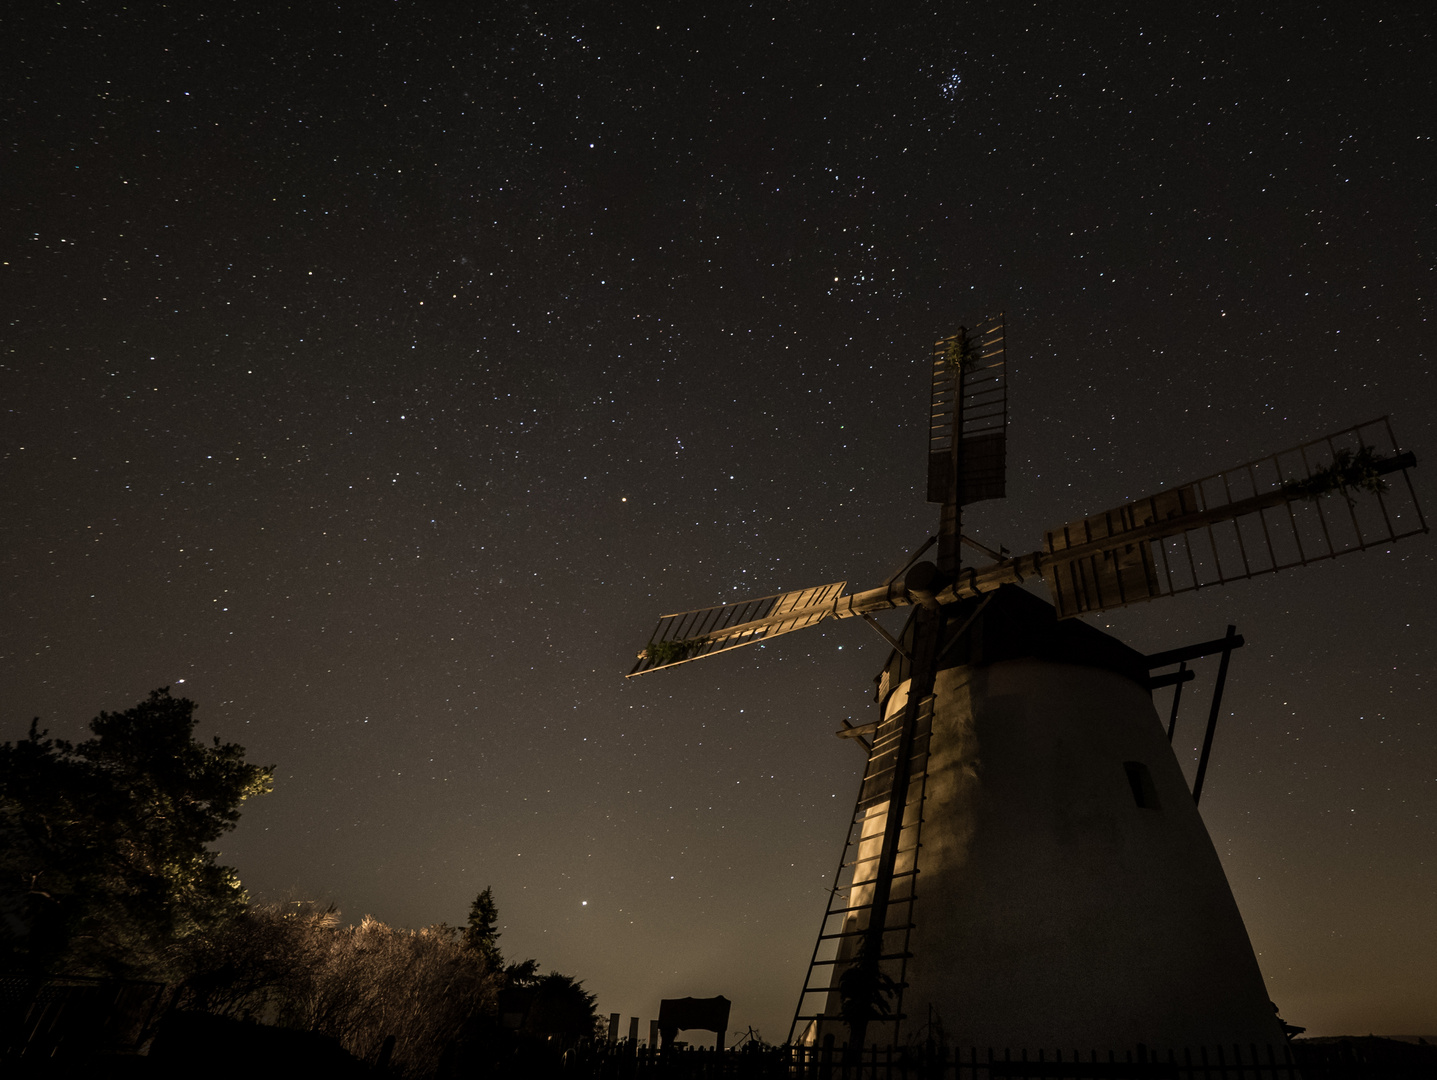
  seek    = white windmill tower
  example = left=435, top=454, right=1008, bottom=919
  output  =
left=626, top=317, right=1426, bottom=1053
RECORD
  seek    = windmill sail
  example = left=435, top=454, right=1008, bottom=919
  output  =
left=629, top=421, right=1425, bottom=676
left=1040, top=418, right=1425, bottom=618
left=628, top=581, right=848, bottom=676
left=928, top=315, right=1007, bottom=506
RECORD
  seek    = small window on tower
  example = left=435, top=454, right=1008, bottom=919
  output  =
left=1124, top=761, right=1161, bottom=810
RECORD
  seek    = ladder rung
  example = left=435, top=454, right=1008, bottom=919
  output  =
left=816, top=907, right=913, bottom=930
left=817, top=923, right=915, bottom=941
left=821, top=903, right=916, bottom=927
left=841, top=840, right=922, bottom=870
left=798, top=979, right=911, bottom=997
left=846, top=801, right=928, bottom=828
left=820, top=892, right=919, bottom=918
left=811, top=952, right=911, bottom=966
left=855, top=766, right=930, bottom=791
left=834, top=867, right=920, bottom=894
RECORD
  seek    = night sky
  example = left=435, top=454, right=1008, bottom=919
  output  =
left=4, top=2, right=1434, bottom=1042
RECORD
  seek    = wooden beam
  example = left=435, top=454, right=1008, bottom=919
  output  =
left=1147, top=635, right=1246, bottom=669
left=859, top=611, right=910, bottom=659
left=835, top=719, right=874, bottom=754
left=1147, top=667, right=1198, bottom=690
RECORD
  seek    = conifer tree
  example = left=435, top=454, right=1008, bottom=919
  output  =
left=463, top=886, right=502, bottom=970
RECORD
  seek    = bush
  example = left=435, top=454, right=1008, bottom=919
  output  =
left=179, top=903, right=502, bottom=1077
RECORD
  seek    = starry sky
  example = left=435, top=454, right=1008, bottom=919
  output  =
left=3, top=1, right=1434, bottom=1043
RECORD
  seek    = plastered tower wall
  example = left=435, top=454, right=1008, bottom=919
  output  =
left=897, top=648, right=1284, bottom=1049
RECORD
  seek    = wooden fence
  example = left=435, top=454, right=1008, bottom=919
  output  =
left=1, top=974, right=168, bottom=1061
left=4, top=977, right=1431, bottom=1080
left=584, top=1041, right=1436, bottom=1080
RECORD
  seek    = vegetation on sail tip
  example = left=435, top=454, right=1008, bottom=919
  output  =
left=1282, top=445, right=1391, bottom=503
left=939, top=328, right=981, bottom=378
left=644, top=637, right=704, bottom=665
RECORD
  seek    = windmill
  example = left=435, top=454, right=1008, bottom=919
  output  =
left=626, top=317, right=1426, bottom=1052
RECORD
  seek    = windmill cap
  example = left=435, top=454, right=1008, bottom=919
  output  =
left=942, top=584, right=1150, bottom=689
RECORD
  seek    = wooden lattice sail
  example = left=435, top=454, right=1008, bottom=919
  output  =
left=629, top=582, right=847, bottom=676
left=1039, top=418, right=1423, bottom=616
left=929, top=316, right=1007, bottom=506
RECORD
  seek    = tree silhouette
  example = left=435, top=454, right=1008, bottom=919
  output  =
left=463, top=885, right=502, bottom=969
left=0, top=688, right=272, bottom=978
left=523, top=971, right=599, bottom=1042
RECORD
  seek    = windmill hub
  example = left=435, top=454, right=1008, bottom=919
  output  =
left=902, top=561, right=947, bottom=610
